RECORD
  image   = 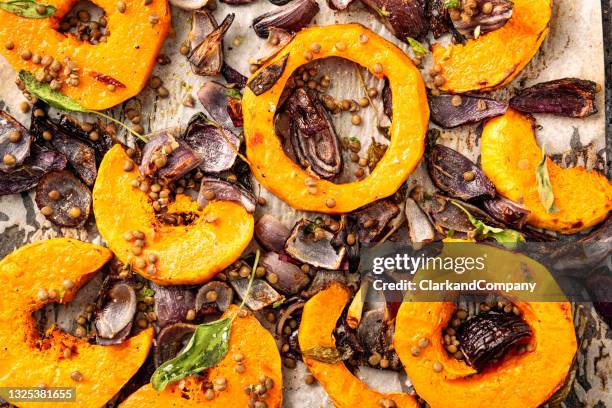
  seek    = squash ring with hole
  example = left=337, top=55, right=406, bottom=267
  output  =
left=242, top=24, right=429, bottom=214
left=298, top=283, right=419, bottom=408
left=0, top=238, right=153, bottom=408
left=120, top=306, right=283, bottom=408
left=0, top=0, right=170, bottom=110
left=394, top=243, right=577, bottom=408
left=481, top=109, right=612, bottom=233
left=432, top=0, right=552, bottom=93
left=93, top=145, right=254, bottom=285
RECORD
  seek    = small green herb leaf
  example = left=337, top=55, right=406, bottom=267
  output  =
left=226, top=87, right=242, bottom=100
left=150, top=250, right=261, bottom=391
left=452, top=201, right=525, bottom=249
left=151, top=317, right=232, bottom=391
left=407, top=37, right=427, bottom=57
left=375, top=6, right=390, bottom=17
left=20, top=70, right=87, bottom=112
left=272, top=299, right=285, bottom=309
left=302, top=345, right=353, bottom=364
left=444, top=0, right=459, bottom=9
left=0, top=0, right=55, bottom=18
left=535, top=147, right=559, bottom=213
left=136, top=286, right=155, bottom=302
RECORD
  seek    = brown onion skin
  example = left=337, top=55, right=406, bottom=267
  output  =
left=482, top=196, right=530, bottom=229
left=429, top=94, right=508, bottom=128
left=252, top=0, right=319, bottom=39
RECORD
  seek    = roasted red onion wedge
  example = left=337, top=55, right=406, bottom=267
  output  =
left=252, top=0, right=319, bottom=39
left=198, top=177, right=256, bottom=213
left=451, top=0, right=513, bottom=37
left=302, top=270, right=347, bottom=298
left=221, top=63, right=248, bottom=89
left=189, top=12, right=234, bottom=76
left=430, top=194, right=503, bottom=235
left=458, top=312, right=532, bottom=371
left=248, top=54, right=289, bottom=96
left=429, top=94, right=508, bottom=128
left=35, top=170, right=91, bottom=228
left=285, top=219, right=346, bottom=270
left=354, top=200, right=400, bottom=242
left=183, top=114, right=240, bottom=173
left=275, top=300, right=305, bottom=336
left=428, top=0, right=451, bottom=38
left=0, top=145, right=66, bottom=195
left=195, top=281, right=234, bottom=314
left=153, top=284, right=196, bottom=329
left=482, top=196, right=530, bottom=229
left=428, top=144, right=495, bottom=201
left=154, top=323, right=197, bottom=367
left=286, top=88, right=342, bottom=179
left=509, top=78, right=599, bottom=118
left=260, top=252, right=310, bottom=295
left=250, top=28, right=294, bottom=66
left=327, top=0, right=354, bottom=10
left=94, top=282, right=137, bottom=344
left=255, top=214, right=291, bottom=252
left=197, top=81, right=242, bottom=130
left=230, top=278, right=283, bottom=311
left=0, top=111, right=32, bottom=171
left=140, top=130, right=202, bottom=183
left=361, top=0, right=428, bottom=41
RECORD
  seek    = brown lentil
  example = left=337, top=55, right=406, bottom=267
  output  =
left=40, top=206, right=53, bottom=216
left=373, top=63, right=383, bottom=74
left=70, top=371, right=83, bottom=382
left=351, top=114, right=362, bottom=126
left=325, top=198, right=336, bottom=208
left=117, top=1, right=126, bottom=12
left=20, top=50, right=32, bottom=60
left=433, top=361, right=443, bottom=373
left=5, top=41, right=14, bottom=50
left=304, top=374, right=316, bottom=385
left=463, top=171, right=475, bottom=181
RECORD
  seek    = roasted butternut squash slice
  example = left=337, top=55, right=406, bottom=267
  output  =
left=481, top=109, right=612, bottom=233
left=93, top=145, right=254, bottom=285
left=432, top=0, right=551, bottom=93
left=299, top=284, right=418, bottom=408
left=120, top=306, right=283, bottom=408
left=395, top=301, right=576, bottom=408
left=0, top=238, right=153, bottom=408
left=242, top=24, right=429, bottom=213
left=395, top=242, right=577, bottom=408
left=0, top=0, right=170, bottom=110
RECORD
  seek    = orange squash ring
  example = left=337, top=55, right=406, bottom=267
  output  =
left=242, top=24, right=429, bottom=214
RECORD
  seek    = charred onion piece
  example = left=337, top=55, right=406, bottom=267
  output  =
left=221, top=63, right=248, bottom=89
left=195, top=281, right=234, bottom=314
left=252, top=0, right=319, bottom=38
left=361, top=0, right=428, bottom=41
left=261, top=252, right=310, bottom=295
left=428, top=144, right=495, bottom=201
left=429, top=94, right=508, bottom=128
left=35, top=170, right=91, bottom=228
left=458, top=312, right=532, bottom=371
left=183, top=114, right=240, bottom=173
left=139, top=131, right=202, bottom=183
left=0, top=145, right=66, bottom=196
left=0, top=111, right=32, bottom=171
left=302, top=270, right=347, bottom=298
left=482, top=196, right=530, bottom=229
left=197, top=81, right=242, bottom=130
left=154, top=323, right=197, bottom=367
left=354, top=200, right=399, bottom=242
left=153, top=284, right=196, bottom=329
left=405, top=197, right=436, bottom=243
left=255, top=214, right=291, bottom=252
left=382, top=78, right=392, bottom=119
left=189, top=12, right=234, bottom=76
left=286, top=88, right=343, bottom=179
left=428, top=0, right=451, bottom=38
left=250, top=28, right=295, bottom=66
left=509, top=78, right=599, bottom=118
left=94, top=282, right=137, bottom=344
left=248, top=54, right=289, bottom=96
left=452, top=0, right=513, bottom=37
left=230, top=278, right=284, bottom=311
left=198, top=177, right=256, bottom=213
left=285, top=219, right=346, bottom=270
left=431, top=194, right=503, bottom=235
left=357, top=309, right=386, bottom=354
left=57, top=115, right=114, bottom=162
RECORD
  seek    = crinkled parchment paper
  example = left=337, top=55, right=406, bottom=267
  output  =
left=0, top=0, right=610, bottom=406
